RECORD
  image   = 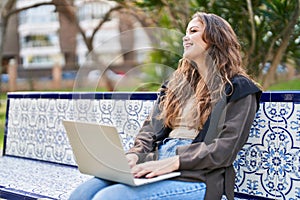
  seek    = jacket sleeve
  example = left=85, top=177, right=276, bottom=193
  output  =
left=126, top=87, right=170, bottom=163
left=177, top=93, right=257, bottom=170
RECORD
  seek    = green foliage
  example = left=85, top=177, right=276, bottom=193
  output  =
left=132, top=0, right=299, bottom=87
left=134, top=0, right=164, bottom=9
left=0, top=102, right=6, bottom=151
left=267, top=78, right=300, bottom=90
left=139, top=20, right=184, bottom=83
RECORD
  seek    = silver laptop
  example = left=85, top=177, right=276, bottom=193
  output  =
left=62, top=120, right=181, bottom=186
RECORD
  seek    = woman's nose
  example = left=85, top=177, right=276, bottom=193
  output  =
left=182, top=35, right=189, bottom=41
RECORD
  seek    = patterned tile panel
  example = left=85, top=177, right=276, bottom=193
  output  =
left=5, top=97, right=156, bottom=165
left=234, top=101, right=300, bottom=199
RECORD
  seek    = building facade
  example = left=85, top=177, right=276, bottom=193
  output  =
left=16, top=0, right=64, bottom=69
left=2, top=0, right=150, bottom=91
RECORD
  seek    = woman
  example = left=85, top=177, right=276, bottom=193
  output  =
left=69, top=12, right=262, bottom=200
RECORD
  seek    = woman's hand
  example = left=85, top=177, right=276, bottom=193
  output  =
left=131, top=156, right=180, bottom=179
left=126, top=153, right=139, bottom=168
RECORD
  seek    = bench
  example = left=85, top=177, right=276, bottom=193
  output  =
left=0, top=91, right=299, bottom=200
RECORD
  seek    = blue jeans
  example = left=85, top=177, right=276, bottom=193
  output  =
left=158, top=138, right=192, bottom=160
left=69, top=138, right=206, bottom=200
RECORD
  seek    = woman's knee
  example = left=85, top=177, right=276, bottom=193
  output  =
left=92, top=184, right=135, bottom=200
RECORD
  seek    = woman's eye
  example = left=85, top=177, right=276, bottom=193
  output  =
left=185, top=28, right=198, bottom=34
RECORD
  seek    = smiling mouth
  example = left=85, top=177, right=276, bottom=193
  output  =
left=183, top=43, right=193, bottom=49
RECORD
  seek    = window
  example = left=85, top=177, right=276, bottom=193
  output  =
left=77, top=2, right=111, bottom=21
left=21, top=34, right=59, bottom=48
left=22, top=54, right=64, bottom=68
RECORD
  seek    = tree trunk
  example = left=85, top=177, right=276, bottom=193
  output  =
left=0, top=0, right=16, bottom=92
left=262, top=1, right=299, bottom=89
left=118, top=10, right=135, bottom=62
left=57, top=0, right=77, bottom=70
left=244, top=0, right=256, bottom=68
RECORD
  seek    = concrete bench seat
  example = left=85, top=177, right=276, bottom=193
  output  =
left=0, top=91, right=299, bottom=200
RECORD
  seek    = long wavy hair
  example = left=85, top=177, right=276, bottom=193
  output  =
left=158, top=12, right=252, bottom=130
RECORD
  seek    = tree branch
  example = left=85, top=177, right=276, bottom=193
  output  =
left=90, top=5, right=123, bottom=45
left=5, top=2, right=53, bottom=18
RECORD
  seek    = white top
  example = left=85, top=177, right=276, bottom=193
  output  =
left=169, top=97, right=199, bottom=139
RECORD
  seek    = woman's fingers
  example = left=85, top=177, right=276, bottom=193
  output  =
left=131, top=156, right=179, bottom=178
left=131, top=162, right=150, bottom=177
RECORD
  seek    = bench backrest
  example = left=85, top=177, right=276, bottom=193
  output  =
left=3, top=91, right=300, bottom=199
left=4, top=92, right=158, bottom=166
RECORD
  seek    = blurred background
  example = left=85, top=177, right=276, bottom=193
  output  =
left=0, top=0, right=299, bottom=151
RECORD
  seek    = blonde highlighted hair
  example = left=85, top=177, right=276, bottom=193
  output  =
left=158, top=12, right=251, bottom=130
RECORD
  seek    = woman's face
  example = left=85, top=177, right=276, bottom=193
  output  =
left=182, top=17, right=208, bottom=61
